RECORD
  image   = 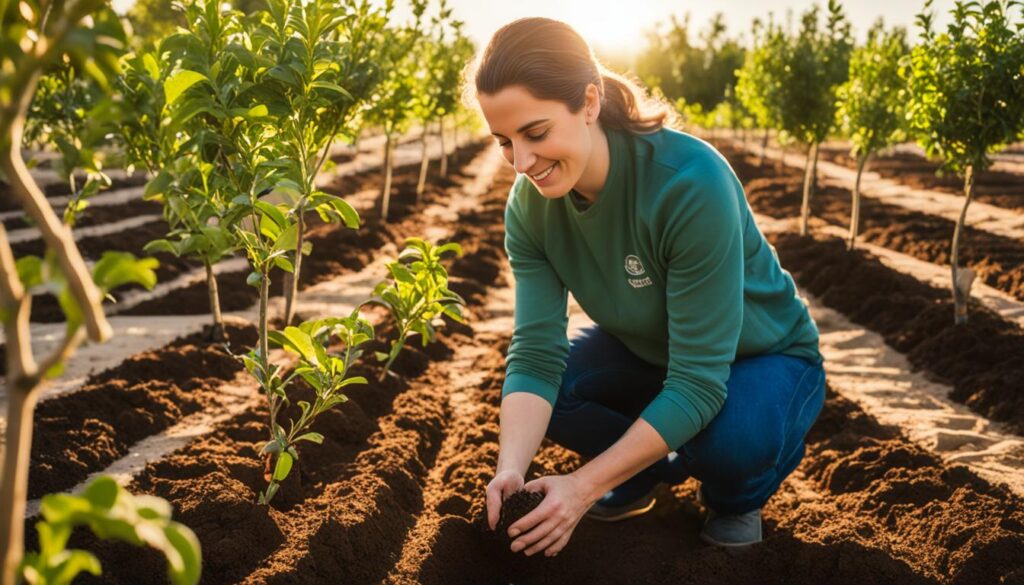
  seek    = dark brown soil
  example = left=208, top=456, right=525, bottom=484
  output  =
left=15, top=217, right=199, bottom=323
left=27, top=322, right=258, bottom=499
left=497, top=490, right=545, bottom=540
left=22, top=153, right=1024, bottom=584
left=0, top=173, right=149, bottom=211
left=718, top=142, right=1024, bottom=303
left=816, top=144, right=1024, bottom=212
left=767, top=231, right=1024, bottom=435
left=1, top=197, right=162, bottom=231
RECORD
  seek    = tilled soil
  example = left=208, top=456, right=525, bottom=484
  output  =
left=25, top=322, right=258, bottom=499
left=767, top=231, right=1024, bottom=435
left=22, top=143, right=491, bottom=499
left=816, top=145, right=1024, bottom=212
left=0, top=173, right=150, bottom=211
left=20, top=159, right=1024, bottom=584
left=1, top=197, right=163, bottom=231
left=719, top=143, right=1024, bottom=303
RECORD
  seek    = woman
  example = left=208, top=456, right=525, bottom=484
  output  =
left=471, top=18, right=825, bottom=557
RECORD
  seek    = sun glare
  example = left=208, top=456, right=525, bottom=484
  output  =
left=551, top=1, right=662, bottom=54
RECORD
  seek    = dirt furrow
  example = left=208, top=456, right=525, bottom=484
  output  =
left=718, top=142, right=1024, bottom=304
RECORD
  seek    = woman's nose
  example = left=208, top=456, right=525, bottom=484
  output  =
left=512, top=142, right=537, bottom=175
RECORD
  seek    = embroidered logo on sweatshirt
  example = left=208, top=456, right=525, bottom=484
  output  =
left=625, top=255, right=653, bottom=289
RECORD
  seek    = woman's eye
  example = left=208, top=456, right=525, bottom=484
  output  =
left=498, top=141, right=511, bottom=148
left=527, top=129, right=549, bottom=141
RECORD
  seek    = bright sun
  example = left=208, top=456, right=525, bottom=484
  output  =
left=553, top=1, right=658, bottom=54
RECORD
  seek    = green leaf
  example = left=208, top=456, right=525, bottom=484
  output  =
left=296, top=432, right=324, bottom=444
left=281, top=326, right=318, bottom=363
left=16, top=256, right=44, bottom=289
left=91, top=252, right=159, bottom=293
left=246, top=271, right=263, bottom=288
left=164, top=70, right=208, bottom=105
left=272, top=452, right=293, bottom=482
left=49, top=549, right=103, bottom=585
left=162, top=522, right=202, bottom=585
left=82, top=475, right=120, bottom=510
left=144, top=239, right=180, bottom=256
left=311, top=80, right=353, bottom=100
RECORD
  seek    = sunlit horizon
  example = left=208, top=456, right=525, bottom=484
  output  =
left=112, top=0, right=959, bottom=63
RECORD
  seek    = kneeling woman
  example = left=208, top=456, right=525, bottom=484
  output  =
left=473, top=18, right=825, bottom=556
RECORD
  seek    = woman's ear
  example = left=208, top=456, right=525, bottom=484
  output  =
left=584, top=83, right=601, bottom=124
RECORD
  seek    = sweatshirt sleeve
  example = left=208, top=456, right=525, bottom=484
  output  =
left=501, top=193, right=570, bottom=405
left=639, top=161, right=744, bottom=451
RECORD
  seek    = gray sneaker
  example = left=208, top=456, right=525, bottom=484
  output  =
left=699, top=507, right=763, bottom=547
left=697, top=488, right=763, bottom=547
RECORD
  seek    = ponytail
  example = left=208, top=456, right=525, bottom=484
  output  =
left=598, top=70, right=678, bottom=134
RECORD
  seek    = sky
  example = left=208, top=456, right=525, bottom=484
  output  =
left=112, top=0, right=958, bottom=62
left=395, top=0, right=957, bottom=62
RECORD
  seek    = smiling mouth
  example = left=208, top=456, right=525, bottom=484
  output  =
left=531, top=163, right=556, bottom=181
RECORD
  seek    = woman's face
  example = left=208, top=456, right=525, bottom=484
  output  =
left=477, top=84, right=600, bottom=198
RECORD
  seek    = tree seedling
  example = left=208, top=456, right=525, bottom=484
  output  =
left=247, top=314, right=374, bottom=505
left=366, top=238, right=465, bottom=381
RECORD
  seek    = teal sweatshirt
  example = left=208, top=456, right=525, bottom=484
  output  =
left=502, top=127, right=822, bottom=451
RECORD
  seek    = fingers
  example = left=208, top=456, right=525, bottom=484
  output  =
left=545, top=527, right=574, bottom=557
left=486, top=482, right=502, bottom=531
left=510, top=516, right=560, bottom=554
left=524, top=524, right=567, bottom=556
left=486, top=472, right=524, bottom=531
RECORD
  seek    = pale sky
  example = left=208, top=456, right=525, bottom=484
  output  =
left=397, top=0, right=957, bottom=60
left=113, top=0, right=958, bottom=61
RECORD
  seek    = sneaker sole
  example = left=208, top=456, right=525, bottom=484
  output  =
left=585, top=496, right=657, bottom=522
left=699, top=530, right=761, bottom=548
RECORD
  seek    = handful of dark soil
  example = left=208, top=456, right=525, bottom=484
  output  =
left=496, top=489, right=545, bottom=541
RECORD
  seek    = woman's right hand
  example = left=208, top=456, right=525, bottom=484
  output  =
left=486, top=469, right=525, bottom=531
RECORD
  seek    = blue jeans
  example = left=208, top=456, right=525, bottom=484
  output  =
left=546, top=326, right=826, bottom=515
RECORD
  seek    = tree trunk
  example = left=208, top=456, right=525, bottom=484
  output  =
left=416, top=125, right=429, bottom=202
left=799, top=142, right=819, bottom=237
left=283, top=202, right=306, bottom=327
left=381, top=134, right=394, bottom=223
left=848, top=152, right=870, bottom=250
left=439, top=117, right=448, bottom=179
left=205, top=261, right=225, bottom=341
left=759, top=129, right=769, bottom=167
left=0, top=386, right=37, bottom=585
left=452, top=121, right=459, bottom=167
left=951, top=166, right=977, bottom=325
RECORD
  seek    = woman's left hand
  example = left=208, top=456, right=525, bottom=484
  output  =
left=507, top=473, right=592, bottom=557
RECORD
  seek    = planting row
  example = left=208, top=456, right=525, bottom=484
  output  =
left=20, top=141, right=491, bottom=500
left=18, top=149, right=511, bottom=584
left=718, top=142, right=1024, bottom=303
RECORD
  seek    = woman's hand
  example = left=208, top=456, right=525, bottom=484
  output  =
left=486, top=469, right=525, bottom=531
left=507, top=474, right=591, bottom=557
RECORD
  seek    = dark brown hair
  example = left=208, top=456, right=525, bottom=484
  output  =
left=466, top=17, right=677, bottom=134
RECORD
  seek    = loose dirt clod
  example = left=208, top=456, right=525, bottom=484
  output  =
left=496, top=489, right=545, bottom=540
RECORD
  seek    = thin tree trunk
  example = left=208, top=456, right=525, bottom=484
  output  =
left=952, top=166, right=976, bottom=325
left=205, top=260, right=225, bottom=341
left=439, top=117, right=448, bottom=179
left=0, top=386, right=36, bottom=585
left=416, top=125, right=429, bottom=202
left=759, top=128, right=769, bottom=167
left=848, top=152, right=870, bottom=250
left=452, top=121, right=459, bottom=167
left=799, top=142, right=819, bottom=237
left=381, top=134, right=393, bottom=223
left=283, top=201, right=306, bottom=327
